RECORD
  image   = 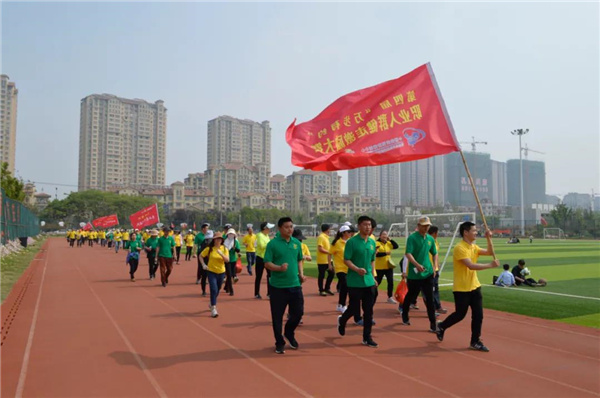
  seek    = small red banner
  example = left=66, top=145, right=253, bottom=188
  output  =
left=129, top=204, right=160, bottom=230
left=92, top=214, right=120, bottom=229
left=286, top=63, right=460, bottom=171
left=83, top=222, right=93, bottom=231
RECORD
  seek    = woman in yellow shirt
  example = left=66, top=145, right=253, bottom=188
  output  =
left=200, top=232, right=230, bottom=318
left=174, top=230, right=183, bottom=264
left=375, top=230, right=400, bottom=304
left=330, top=225, right=355, bottom=313
left=184, top=230, right=195, bottom=261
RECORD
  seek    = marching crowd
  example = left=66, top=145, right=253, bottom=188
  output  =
left=65, top=214, right=501, bottom=354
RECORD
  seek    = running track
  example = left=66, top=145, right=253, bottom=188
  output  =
left=2, top=238, right=599, bottom=397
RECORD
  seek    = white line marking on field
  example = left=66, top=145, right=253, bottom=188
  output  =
left=483, top=284, right=600, bottom=301
left=15, top=250, right=49, bottom=398
left=75, top=266, right=167, bottom=398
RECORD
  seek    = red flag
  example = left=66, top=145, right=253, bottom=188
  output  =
left=286, top=63, right=459, bottom=171
left=92, top=214, right=119, bottom=228
left=129, top=204, right=160, bottom=230
left=193, top=222, right=196, bottom=230
left=83, top=222, right=93, bottom=231
left=540, top=216, right=548, bottom=226
left=171, top=222, right=175, bottom=229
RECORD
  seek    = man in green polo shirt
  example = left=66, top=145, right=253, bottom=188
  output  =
left=337, top=215, right=379, bottom=348
left=157, top=227, right=176, bottom=287
left=401, top=216, right=438, bottom=332
left=264, top=217, right=306, bottom=354
left=195, top=223, right=209, bottom=291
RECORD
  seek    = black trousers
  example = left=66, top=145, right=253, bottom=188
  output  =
left=147, top=253, right=158, bottom=278
left=340, top=286, right=377, bottom=340
left=402, top=276, right=437, bottom=330
left=175, top=246, right=181, bottom=262
left=439, top=287, right=483, bottom=345
left=317, top=263, right=334, bottom=292
left=196, top=254, right=207, bottom=292
left=185, top=246, right=193, bottom=261
left=336, top=272, right=348, bottom=307
left=255, top=256, right=271, bottom=297
left=128, top=258, right=139, bottom=278
left=376, top=268, right=395, bottom=298
left=269, top=286, right=304, bottom=347
left=224, top=261, right=236, bottom=295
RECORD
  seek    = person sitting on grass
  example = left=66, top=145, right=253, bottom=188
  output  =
left=511, top=259, right=547, bottom=287
left=494, top=264, right=516, bottom=287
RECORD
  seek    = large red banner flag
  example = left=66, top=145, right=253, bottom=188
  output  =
left=286, top=63, right=460, bottom=171
left=129, top=204, right=160, bottom=230
left=93, top=214, right=119, bottom=228
left=83, top=222, right=93, bottom=231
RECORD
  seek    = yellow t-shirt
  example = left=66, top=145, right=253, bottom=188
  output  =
left=159, top=230, right=164, bottom=237
left=316, top=232, right=331, bottom=264
left=375, top=240, right=394, bottom=270
left=242, top=234, right=257, bottom=253
left=174, top=234, right=182, bottom=247
left=122, top=231, right=130, bottom=241
left=68, top=231, right=75, bottom=239
left=185, top=234, right=195, bottom=247
left=329, top=239, right=348, bottom=274
left=142, top=232, right=150, bottom=241
left=114, top=232, right=122, bottom=241
left=452, top=240, right=481, bottom=292
left=430, top=240, right=440, bottom=272
left=301, top=243, right=311, bottom=259
left=200, top=245, right=229, bottom=274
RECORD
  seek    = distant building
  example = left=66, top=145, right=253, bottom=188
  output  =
left=400, top=156, right=445, bottom=207
left=184, top=173, right=206, bottom=190
left=348, top=164, right=400, bottom=212
left=205, top=162, right=270, bottom=211
left=445, top=152, right=492, bottom=207
left=563, top=192, right=591, bottom=210
left=285, top=170, right=341, bottom=214
left=108, top=182, right=214, bottom=213
left=269, top=174, right=286, bottom=195
left=33, top=192, right=51, bottom=210
left=0, top=75, right=18, bottom=174
left=507, top=159, right=546, bottom=208
left=78, top=94, right=167, bottom=191
left=545, top=194, right=561, bottom=205
left=302, top=193, right=381, bottom=218
left=594, top=195, right=600, bottom=212
left=491, top=160, right=508, bottom=207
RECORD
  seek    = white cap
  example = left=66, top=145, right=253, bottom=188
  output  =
left=266, top=223, right=275, bottom=229
left=226, top=228, right=237, bottom=237
left=343, top=221, right=352, bottom=226
left=339, top=225, right=351, bottom=233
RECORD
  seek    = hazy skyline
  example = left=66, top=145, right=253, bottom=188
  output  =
left=2, top=2, right=598, bottom=200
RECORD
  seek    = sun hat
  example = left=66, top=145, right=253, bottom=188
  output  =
left=226, top=228, right=237, bottom=237
left=213, top=231, right=224, bottom=240
left=418, top=216, right=432, bottom=226
left=150, top=229, right=159, bottom=236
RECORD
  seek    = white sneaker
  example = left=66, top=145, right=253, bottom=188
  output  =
left=342, top=306, right=347, bottom=313
left=336, top=304, right=344, bottom=313
left=211, top=306, right=219, bottom=318
left=387, top=297, right=398, bottom=304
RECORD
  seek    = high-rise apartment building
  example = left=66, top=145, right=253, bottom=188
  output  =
left=400, top=156, right=445, bottom=207
left=445, top=152, right=492, bottom=207
left=348, top=164, right=400, bottom=211
left=0, top=75, right=18, bottom=174
left=507, top=159, right=546, bottom=208
left=491, top=160, right=508, bottom=206
left=207, top=116, right=271, bottom=171
left=78, top=94, right=167, bottom=191
left=285, top=170, right=341, bottom=213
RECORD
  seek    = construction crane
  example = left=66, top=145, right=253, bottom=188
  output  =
left=522, top=143, right=545, bottom=159
left=459, top=136, right=488, bottom=152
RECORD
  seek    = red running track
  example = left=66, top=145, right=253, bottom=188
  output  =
left=2, top=238, right=599, bottom=397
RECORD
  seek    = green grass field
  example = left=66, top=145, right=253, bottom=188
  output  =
left=297, top=237, right=600, bottom=328
left=1, top=236, right=47, bottom=303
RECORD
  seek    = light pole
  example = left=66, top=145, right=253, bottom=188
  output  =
left=511, top=128, right=529, bottom=236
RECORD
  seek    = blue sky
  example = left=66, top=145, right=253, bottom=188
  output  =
left=2, top=1, right=598, bottom=199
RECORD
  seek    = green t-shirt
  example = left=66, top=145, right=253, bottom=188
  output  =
left=145, top=236, right=158, bottom=250
left=264, top=236, right=303, bottom=289
left=227, top=239, right=241, bottom=262
left=194, top=232, right=205, bottom=253
left=157, top=236, right=175, bottom=258
left=405, top=232, right=437, bottom=280
left=343, top=234, right=376, bottom=288
left=129, top=240, right=142, bottom=253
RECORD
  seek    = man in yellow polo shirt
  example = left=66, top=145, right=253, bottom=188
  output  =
left=242, top=226, right=257, bottom=276
left=317, top=224, right=334, bottom=296
left=436, top=221, right=499, bottom=352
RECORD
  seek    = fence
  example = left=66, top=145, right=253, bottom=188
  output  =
left=1, top=188, right=40, bottom=245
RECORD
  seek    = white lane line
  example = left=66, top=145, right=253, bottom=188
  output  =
left=140, top=288, right=312, bottom=398
left=483, top=284, right=600, bottom=301
left=15, top=250, right=49, bottom=398
left=235, top=305, right=460, bottom=398
left=75, top=266, right=167, bottom=398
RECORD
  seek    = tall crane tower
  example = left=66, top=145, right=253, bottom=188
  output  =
left=522, top=144, right=545, bottom=159
left=459, top=136, right=488, bottom=152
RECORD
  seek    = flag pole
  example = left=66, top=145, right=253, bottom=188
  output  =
left=458, top=149, right=497, bottom=259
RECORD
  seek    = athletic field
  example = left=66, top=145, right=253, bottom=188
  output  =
left=300, top=237, right=600, bottom=328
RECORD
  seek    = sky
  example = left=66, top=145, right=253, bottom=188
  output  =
left=2, top=1, right=599, bottom=200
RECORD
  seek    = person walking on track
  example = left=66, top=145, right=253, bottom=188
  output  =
left=264, top=217, right=306, bottom=354
left=126, top=232, right=142, bottom=282
left=195, top=223, right=210, bottom=291
left=200, top=232, right=229, bottom=318
left=337, top=216, right=379, bottom=348
left=436, top=221, right=499, bottom=352
left=375, top=230, right=400, bottom=304
left=317, top=224, right=335, bottom=296
left=157, top=227, right=176, bottom=287
left=144, top=229, right=159, bottom=280
left=330, top=225, right=355, bottom=314
left=223, top=228, right=241, bottom=296
left=184, top=230, right=195, bottom=261
left=174, top=230, right=183, bottom=264
left=242, top=226, right=257, bottom=276
left=255, top=222, right=274, bottom=299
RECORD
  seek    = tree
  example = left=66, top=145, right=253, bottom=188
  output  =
left=550, top=204, right=573, bottom=231
left=0, top=162, right=25, bottom=201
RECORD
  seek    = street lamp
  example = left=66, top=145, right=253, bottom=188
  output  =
left=511, top=128, right=529, bottom=236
